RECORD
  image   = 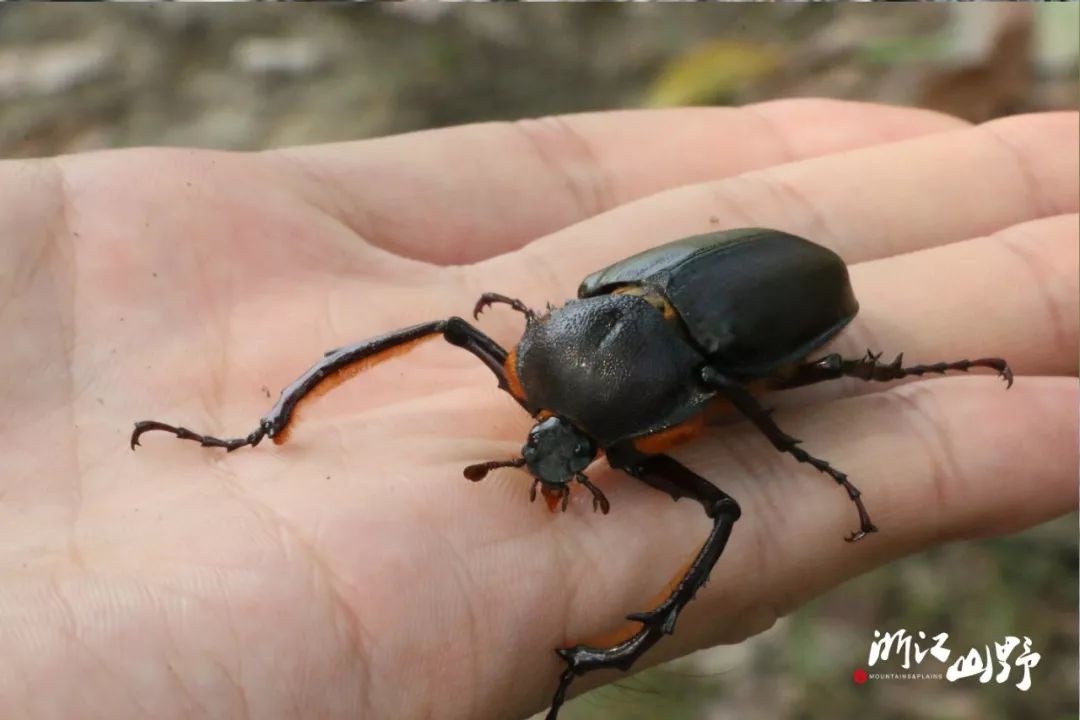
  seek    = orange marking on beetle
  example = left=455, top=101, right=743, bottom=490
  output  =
left=575, top=379, right=778, bottom=644
left=578, top=556, right=696, bottom=647
left=703, top=395, right=736, bottom=423
left=580, top=619, right=639, bottom=648
left=703, top=378, right=779, bottom=423
left=504, top=347, right=527, bottom=401
left=652, top=557, right=694, bottom=606
left=613, top=285, right=678, bottom=323
left=541, top=484, right=566, bottom=513
left=273, top=334, right=437, bottom=445
left=632, top=413, right=705, bottom=455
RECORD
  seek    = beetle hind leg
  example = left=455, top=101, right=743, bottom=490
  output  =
left=575, top=473, right=610, bottom=514
left=472, top=292, right=538, bottom=323
left=781, top=350, right=1013, bottom=390
left=545, top=455, right=740, bottom=719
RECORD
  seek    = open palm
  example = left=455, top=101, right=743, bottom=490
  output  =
left=1, top=100, right=1076, bottom=720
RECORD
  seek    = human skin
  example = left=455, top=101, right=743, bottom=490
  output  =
left=0, top=99, right=1076, bottom=720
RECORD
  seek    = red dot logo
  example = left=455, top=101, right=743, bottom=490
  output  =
left=853, top=668, right=868, bottom=685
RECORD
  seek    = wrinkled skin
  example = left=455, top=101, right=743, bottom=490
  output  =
left=0, top=100, right=1076, bottom=720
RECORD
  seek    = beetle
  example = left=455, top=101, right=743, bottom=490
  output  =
left=130, top=227, right=1013, bottom=719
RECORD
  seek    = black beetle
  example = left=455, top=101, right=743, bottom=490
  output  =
left=131, top=228, right=1013, bottom=719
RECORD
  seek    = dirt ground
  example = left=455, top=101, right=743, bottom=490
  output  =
left=1, top=4, right=1076, bottom=158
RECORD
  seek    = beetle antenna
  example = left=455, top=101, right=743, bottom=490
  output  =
left=463, top=457, right=526, bottom=481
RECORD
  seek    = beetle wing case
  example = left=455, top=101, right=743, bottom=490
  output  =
left=579, top=228, right=859, bottom=378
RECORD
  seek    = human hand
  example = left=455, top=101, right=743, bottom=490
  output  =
left=0, top=100, right=1075, bottom=720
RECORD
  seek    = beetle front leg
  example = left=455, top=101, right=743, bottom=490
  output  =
left=132, top=317, right=522, bottom=451
left=472, top=292, right=538, bottom=324
left=702, top=366, right=877, bottom=542
left=780, top=350, right=1013, bottom=390
left=546, top=454, right=740, bottom=720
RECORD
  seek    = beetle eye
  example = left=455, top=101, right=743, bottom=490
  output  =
left=573, top=444, right=583, bottom=453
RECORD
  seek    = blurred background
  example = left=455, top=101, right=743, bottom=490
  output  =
left=1, top=4, right=1076, bottom=720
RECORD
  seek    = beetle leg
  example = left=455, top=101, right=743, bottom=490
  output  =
left=132, top=318, right=524, bottom=451
left=701, top=366, right=877, bottom=542
left=780, top=351, right=1013, bottom=390
left=575, top=473, right=610, bottom=514
left=472, top=292, right=538, bottom=324
left=129, top=419, right=269, bottom=452
left=533, top=484, right=572, bottom=513
left=546, top=455, right=740, bottom=720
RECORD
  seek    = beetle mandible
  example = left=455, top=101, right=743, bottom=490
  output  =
left=131, top=228, right=1013, bottom=719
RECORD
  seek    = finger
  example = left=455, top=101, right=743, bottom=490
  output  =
left=784, top=213, right=1079, bottom=405
left=544, top=376, right=1075, bottom=697
left=479, top=112, right=1078, bottom=301
left=269, top=100, right=966, bottom=264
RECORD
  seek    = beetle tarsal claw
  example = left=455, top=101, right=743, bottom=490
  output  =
left=844, top=521, right=880, bottom=543
left=575, top=473, right=610, bottom=514
left=471, top=292, right=498, bottom=319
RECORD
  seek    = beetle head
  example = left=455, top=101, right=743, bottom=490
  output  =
left=522, top=416, right=597, bottom=487
left=462, top=416, right=602, bottom=512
